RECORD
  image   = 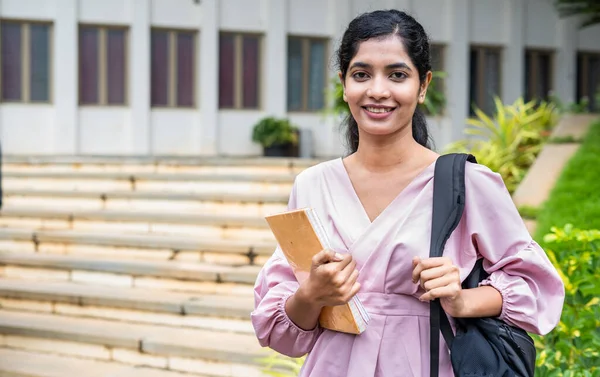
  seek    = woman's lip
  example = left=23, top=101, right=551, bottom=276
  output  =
left=362, top=106, right=395, bottom=120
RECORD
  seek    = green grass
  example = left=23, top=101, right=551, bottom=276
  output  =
left=534, top=119, right=600, bottom=245
left=518, top=205, right=540, bottom=220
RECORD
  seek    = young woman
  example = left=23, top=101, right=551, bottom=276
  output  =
left=251, top=9, right=564, bottom=377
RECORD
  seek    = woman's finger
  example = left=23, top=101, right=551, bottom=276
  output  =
left=419, top=283, right=461, bottom=301
left=423, top=273, right=459, bottom=292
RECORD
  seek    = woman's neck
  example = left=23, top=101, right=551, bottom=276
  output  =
left=352, top=130, right=424, bottom=173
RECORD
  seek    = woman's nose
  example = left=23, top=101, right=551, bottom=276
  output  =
left=366, top=77, right=391, bottom=100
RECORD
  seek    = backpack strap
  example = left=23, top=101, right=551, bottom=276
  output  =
left=429, top=153, right=476, bottom=377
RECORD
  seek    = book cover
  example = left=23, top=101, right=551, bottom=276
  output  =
left=264, top=208, right=369, bottom=335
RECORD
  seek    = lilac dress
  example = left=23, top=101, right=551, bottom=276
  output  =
left=251, top=158, right=565, bottom=377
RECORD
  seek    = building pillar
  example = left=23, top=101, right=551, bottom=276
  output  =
left=555, top=17, right=578, bottom=105
left=130, top=0, right=151, bottom=155
left=199, top=0, right=219, bottom=155
left=446, top=0, right=470, bottom=142
left=54, top=0, right=78, bottom=154
left=502, top=0, right=524, bottom=105
left=264, top=0, right=286, bottom=118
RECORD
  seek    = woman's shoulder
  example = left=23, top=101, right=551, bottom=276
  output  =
left=464, top=161, right=509, bottom=195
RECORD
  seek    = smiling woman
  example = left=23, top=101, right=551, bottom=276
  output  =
left=251, top=9, right=564, bottom=377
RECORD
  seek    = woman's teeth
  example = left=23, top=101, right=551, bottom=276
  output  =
left=366, top=107, right=392, bottom=113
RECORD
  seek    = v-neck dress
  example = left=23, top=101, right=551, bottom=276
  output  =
left=251, top=157, right=565, bottom=377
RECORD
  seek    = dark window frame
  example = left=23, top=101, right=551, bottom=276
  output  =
left=0, top=19, right=53, bottom=103
left=287, top=35, right=329, bottom=112
left=218, top=31, right=262, bottom=110
left=469, top=45, right=503, bottom=115
left=150, top=27, right=197, bottom=109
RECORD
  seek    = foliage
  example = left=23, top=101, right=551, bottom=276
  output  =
left=327, top=71, right=448, bottom=118
left=518, top=205, right=540, bottom=220
left=258, top=351, right=306, bottom=377
left=534, top=120, right=600, bottom=243
left=444, top=97, right=559, bottom=193
left=421, top=71, right=447, bottom=116
left=549, top=93, right=591, bottom=114
left=252, top=117, right=299, bottom=148
left=533, top=224, right=600, bottom=376
left=547, top=135, right=582, bottom=144
left=554, top=0, right=600, bottom=28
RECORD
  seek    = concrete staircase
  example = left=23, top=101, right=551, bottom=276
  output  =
left=0, top=156, right=319, bottom=377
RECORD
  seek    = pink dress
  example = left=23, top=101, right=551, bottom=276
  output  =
left=251, top=158, right=565, bottom=377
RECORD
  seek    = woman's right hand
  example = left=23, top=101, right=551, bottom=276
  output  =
left=297, top=249, right=361, bottom=308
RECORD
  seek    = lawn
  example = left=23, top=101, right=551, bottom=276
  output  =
left=534, top=118, right=600, bottom=244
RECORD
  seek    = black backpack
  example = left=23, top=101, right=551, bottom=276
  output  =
left=429, top=153, right=537, bottom=377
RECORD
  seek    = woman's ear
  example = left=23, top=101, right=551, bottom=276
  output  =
left=338, top=72, right=347, bottom=102
left=418, top=71, right=434, bottom=104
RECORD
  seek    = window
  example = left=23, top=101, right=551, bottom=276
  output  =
left=524, top=50, right=553, bottom=102
left=287, top=36, right=328, bottom=112
left=219, top=32, right=261, bottom=109
left=1, top=20, right=51, bottom=103
left=469, top=46, right=502, bottom=115
left=151, top=28, right=196, bottom=107
left=577, top=52, right=600, bottom=112
left=79, top=25, right=127, bottom=105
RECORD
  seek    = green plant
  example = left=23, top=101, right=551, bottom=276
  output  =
left=547, top=135, right=582, bottom=144
left=421, top=71, right=447, bottom=116
left=252, top=117, right=299, bottom=148
left=533, top=224, right=600, bottom=376
left=535, top=120, right=600, bottom=243
left=518, top=205, right=540, bottom=220
left=445, top=97, right=559, bottom=193
left=258, top=351, right=306, bottom=377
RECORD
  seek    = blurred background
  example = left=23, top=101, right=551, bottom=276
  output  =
left=0, top=1, right=598, bottom=377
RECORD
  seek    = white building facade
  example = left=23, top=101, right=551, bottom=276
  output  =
left=0, top=0, right=599, bottom=157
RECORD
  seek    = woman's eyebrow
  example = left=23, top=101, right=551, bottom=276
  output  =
left=349, top=61, right=412, bottom=71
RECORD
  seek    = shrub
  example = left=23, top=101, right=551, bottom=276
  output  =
left=445, top=97, right=559, bottom=193
left=252, top=117, right=298, bottom=148
left=533, top=225, right=600, bottom=376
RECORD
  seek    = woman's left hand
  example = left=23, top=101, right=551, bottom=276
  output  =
left=412, top=256, right=466, bottom=317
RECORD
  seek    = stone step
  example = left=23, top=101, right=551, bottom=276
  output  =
left=3, top=154, right=320, bottom=169
left=2, top=170, right=296, bottom=183
left=2, top=189, right=288, bottom=216
left=0, top=206, right=275, bottom=241
left=0, top=227, right=275, bottom=265
left=0, top=279, right=254, bottom=325
left=2, top=176, right=293, bottom=195
left=0, top=311, right=268, bottom=376
left=0, top=253, right=261, bottom=286
left=0, top=348, right=215, bottom=377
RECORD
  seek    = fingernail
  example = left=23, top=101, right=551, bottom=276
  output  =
left=334, top=253, right=344, bottom=260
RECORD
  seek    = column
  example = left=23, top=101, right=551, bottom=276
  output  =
left=555, top=17, right=578, bottom=105
left=264, top=0, right=286, bottom=117
left=129, top=0, right=151, bottom=155
left=199, top=0, right=219, bottom=155
left=54, top=0, right=78, bottom=154
left=502, top=0, right=524, bottom=105
left=446, top=0, right=470, bottom=142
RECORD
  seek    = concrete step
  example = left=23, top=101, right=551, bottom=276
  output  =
left=0, top=348, right=215, bottom=377
left=0, top=253, right=261, bottom=286
left=2, top=175, right=293, bottom=195
left=3, top=154, right=320, bottom=170
left=2, top=189, right=288, bottom=216
left=0, top=206, right=275, bottom=241
left=0, top=311, right=268, bottom=376
left=0, top=227, right=275, bottom=265
left=0, top=279, right=254, bottom=327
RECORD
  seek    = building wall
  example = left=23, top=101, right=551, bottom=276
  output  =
left=1, top=0, right=599, bottom=156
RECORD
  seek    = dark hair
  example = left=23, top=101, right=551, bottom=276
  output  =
left=336, top=9, right=432, bottom=153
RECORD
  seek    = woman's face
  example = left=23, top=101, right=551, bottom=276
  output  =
left=341, top=35, right=430, bottom=139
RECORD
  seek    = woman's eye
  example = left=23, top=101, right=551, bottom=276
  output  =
left=391, top=72, right=407, bottom=80
left=352, top=72, right=369, bottom=80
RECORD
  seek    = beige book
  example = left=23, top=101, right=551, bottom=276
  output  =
left=265, top=208, right=369, bottom=335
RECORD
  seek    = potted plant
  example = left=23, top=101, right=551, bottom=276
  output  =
left=252, top=116, right=299, bottom=157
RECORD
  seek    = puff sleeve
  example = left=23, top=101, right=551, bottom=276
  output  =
left=462, top=163, right=565, bottom=335
left=250, top=181, right=322, bottom=357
